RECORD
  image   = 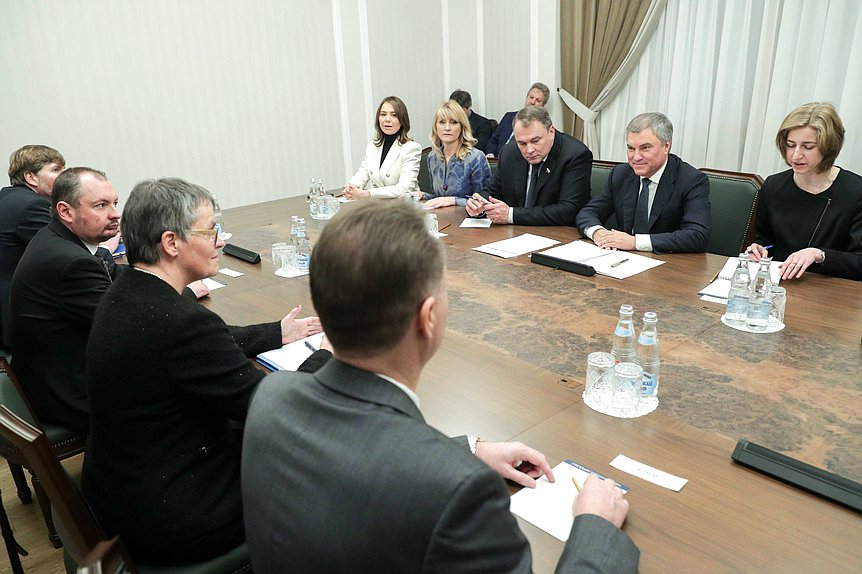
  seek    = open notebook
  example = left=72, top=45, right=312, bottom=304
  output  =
left=256, top=333, right=325, bottom=371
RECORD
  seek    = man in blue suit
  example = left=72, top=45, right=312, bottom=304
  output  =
left=485, top=82, right=550, bottom=158
left=576, top=112, right=711, bottom=253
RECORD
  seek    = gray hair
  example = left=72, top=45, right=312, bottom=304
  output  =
left=528, top=82, right=550, bottom=106
left=626, top=112, right=673, bottom=144
left=51, top=167, right=107, bottom=215
left=514, top=105, right=552, bottom=131
left=122, top=177, right=214, bottom=265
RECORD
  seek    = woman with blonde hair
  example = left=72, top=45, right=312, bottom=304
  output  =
left=748, top=102, right=861, bottom=281
left=421, top=100, right=491, bottom=208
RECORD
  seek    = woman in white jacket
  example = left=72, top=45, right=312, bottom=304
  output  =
left=343, top=96, right=422, bottom=199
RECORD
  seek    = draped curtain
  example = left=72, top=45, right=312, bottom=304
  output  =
left=559, top=0, right=664, bottom=157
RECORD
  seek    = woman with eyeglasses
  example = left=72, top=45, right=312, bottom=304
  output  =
left=82, top=178, right=328, bottom=564
left=748, top=102, right=862, bottom=281
left=343, top=95, right=422, bottom=199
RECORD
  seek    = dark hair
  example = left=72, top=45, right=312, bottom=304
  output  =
left=373, top=96, right=411, bottom=146
left=310, top=201, right=445, bottom=355
left=449, top=89, right=472, bottom=109
left=51, top=167, right=107, bottom=215
left=123, top=178, right=214, bottom=265
left=8, top=145, right=65, bottom=186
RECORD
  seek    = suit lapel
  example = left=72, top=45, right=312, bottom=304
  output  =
left=378, top=141, right=401, bottom=180
left=648, top=155, right=677, bottom=229
left=619, top=171, right=641, bottom=233
left=533, top=132, right=561, bottom=200
left=313, top=359, right=424, bottom=422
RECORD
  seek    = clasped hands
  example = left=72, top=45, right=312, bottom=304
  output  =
left=465, top=193, right=509, bottom=224
left=592, top=228, right=636, bottom=251
left=342, top=183, right=370, bottom=200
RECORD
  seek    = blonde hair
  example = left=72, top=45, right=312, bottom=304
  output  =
left=776, top=102, right=845, bottom=174
left=430, top=100, right=477, bottom=161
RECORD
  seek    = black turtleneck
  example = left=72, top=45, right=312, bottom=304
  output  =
left=380, top=132, right=400, bottom=167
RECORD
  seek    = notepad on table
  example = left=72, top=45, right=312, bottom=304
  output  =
left=256, top=333, right=324, bottom=371
left=536, top=241, right=664, bottom=279
left=473, top=233, right=560, bottom=258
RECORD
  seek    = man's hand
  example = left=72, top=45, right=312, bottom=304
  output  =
left=465, top=193, right=488, bottom=217
left=475, top=441, right=555, bottom=488
left=280, top=305, right=323, bottom=344
left=593, top=229, right=636, bottom=251
left=573, top=473, right=630, bottom=529
left=483, top=197, right=510, bottom=224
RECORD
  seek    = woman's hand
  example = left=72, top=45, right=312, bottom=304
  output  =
left=779, top=247, right=822, bottom=280
left=342, top=184, right=370, bottom=200
left=424, top=196, right=456, bottom=209
left=746, top=243, right=769, bottom=262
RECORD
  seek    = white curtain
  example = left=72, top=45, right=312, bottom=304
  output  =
left=595, top=0, right=862, bottom=178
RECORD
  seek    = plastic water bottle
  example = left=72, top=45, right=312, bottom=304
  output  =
left=636, top=312, right=660, bottom=397
left=289, top=216, right=300, bottom=247
left=295, top=218, right=311, bottom=272
left=308, top=178, right=321, bottom=219
left=745, top=258, right=773, bottom=331
left=611, top=304, right=637, bottom=364
left=725, top=253, right=751, bottom=324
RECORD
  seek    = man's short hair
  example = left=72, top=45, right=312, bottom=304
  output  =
left=449, top=89, right=472, bottom=109
left=123, top=178, right=215, bottom=265
left=8, top=145, right=65, bottom=186
left=310, top=201, right=445, bottom=355
left=51, top=167, right=107, bottom=215
left=514, top=105, right=552, bottom=131
left=626, top=112, right=673, bottom=144
left=528, top=82, right=551, bottom=106
left=776, top=102, right=845, bottom=174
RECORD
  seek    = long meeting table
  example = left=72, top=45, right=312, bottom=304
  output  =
left=207, top=196, right=862, bottom=573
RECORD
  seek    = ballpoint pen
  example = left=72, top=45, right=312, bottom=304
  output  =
left=610, top=258, right=629, bottom=268
left=305, top=340, right=318, bottom=352
left=571, top=477, right=582, bottom=492
left=438, top=223, right=451, bottom=232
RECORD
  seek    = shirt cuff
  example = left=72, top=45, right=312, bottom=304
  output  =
left=584, top=225, right=603, bottom=240
left=507, top=208, right=514, bottom=225
left=635, top=234, right=653, bottom=252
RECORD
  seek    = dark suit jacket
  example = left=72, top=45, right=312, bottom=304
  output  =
left=242, top=359, right=639, bottom=573
left=484, top=129, right=592, bottom=226
left=576, top=154, right=711, bottom=253
left=81, top=269, right=331, bottom=561
left=469, top=110, right=493, bottom=152
left=486, top=110, right=516, bottom=157
left=9, top=219, right=122, bottom=431
left=0, top=185, right=51, bottom=348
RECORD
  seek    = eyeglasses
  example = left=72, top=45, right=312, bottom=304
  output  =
left=189, top=223, right=223, bottom=246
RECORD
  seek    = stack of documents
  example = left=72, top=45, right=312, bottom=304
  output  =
left=699, top=258, right=782, bottom=303
left=536, top=241, right=664, bottom=279
left=257, top=333, right=324, bottom=371
left=473, top=233, right=560, bottom=258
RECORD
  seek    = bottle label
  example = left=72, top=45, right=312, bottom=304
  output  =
left=641, top=373, right=658, bottom=396
left=615, top=327, right=632, bottom=337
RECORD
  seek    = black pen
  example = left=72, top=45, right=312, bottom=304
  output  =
left=305, top=340, right=318, bottom=352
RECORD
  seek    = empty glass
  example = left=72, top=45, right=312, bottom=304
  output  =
left=770, top=286, right=786, bottom=326
left=585, top=352, right=614, bottom=406
left=425, top=213, right=439, bottom=236
left=611, top=362, right=642, bottom=413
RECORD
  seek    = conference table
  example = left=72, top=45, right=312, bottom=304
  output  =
left=207, top=196, right=861, bottom=573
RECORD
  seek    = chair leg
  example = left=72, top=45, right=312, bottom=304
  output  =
left=0, top=490, right=25, bottom=574
left=7, top=462, right=32, bottom=504
left=30, top=473, right=63, bottom=549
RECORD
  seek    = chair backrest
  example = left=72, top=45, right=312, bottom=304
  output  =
left=700, top=168, right=762, bottom=257
left=0, top=405, right=103, bottom=561
left=417, top=147, right=432, bottom=193
left=488, top=156, right=498, bottom=182
left=590, top=160, right=620, bottom=230
left=77, top=536, right=135, bottom=574
left=0, top=358, right=40, bottom=427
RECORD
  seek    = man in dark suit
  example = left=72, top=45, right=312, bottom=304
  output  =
left=0, top=145, right=65, bottom=349
left=576, top=112, right=711, bottom=253
left=485, top=82, right=550, bottom=158
left=9, top=167, right=122, bottom=432
left=242, top=201, right=639, bottom=573
left=449, top=89, right=493, bottom=152
left=465, top=105, right=593, bottom=226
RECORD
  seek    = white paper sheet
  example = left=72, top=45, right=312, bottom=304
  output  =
left=538, top=241, right=665, bottom=279
left=509, top=460, right=630, bottom=542
left=610, top=454, right=688, bottom=491
left=218, top=267, right=244, bottom=277
left=256, top=333, right=325, bottom=371
left=202, top=278, right=226, bottom=290
left=460, top=218, right=493, bottom=228
left=473, top=233, right=560, bottom=258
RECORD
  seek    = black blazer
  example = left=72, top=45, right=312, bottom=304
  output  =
left=243, top=359, right=639, bottom=573
left=10, top=219, right=122, bottom=431
left=576, top=154, right=711, bottom=253
left=0, top=185, right=51, bottom=347
left=468, top=110, right=493, bottom=152
left=484, top=129, right=592, bottom=226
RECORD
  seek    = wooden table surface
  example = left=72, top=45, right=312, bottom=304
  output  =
left=208, top=196, right=862, bottom=573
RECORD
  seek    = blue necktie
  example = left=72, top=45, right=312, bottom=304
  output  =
left=525, top=164, right=540, bottom=208
left=633, top=178, right=650, bottom=234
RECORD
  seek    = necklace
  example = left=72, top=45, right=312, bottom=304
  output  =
left=134, top=266, right=168, bottom=283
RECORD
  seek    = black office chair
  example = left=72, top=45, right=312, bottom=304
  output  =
left=590, top=160, right=620, bottom=230
left=700, top=168, right=762, bottom=257
left=0, top=405, right=252, bottom=574
left=417, top=146, right=432, bottom=193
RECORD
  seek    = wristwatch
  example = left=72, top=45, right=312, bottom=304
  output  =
left=467, top=434, right=481, bottom=455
